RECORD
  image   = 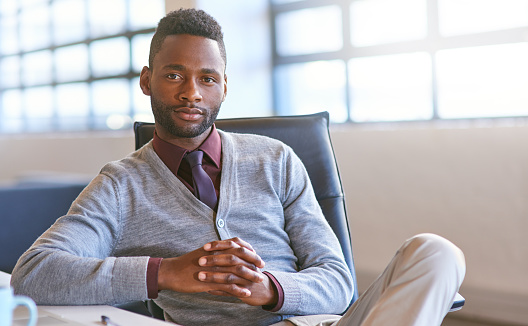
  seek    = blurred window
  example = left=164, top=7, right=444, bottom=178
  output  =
left=275, top=60, right=348, bottom=122
left=0, top=0, right=164, bottom=133
left=436, top=43, right=528, bottom=119
left=275, top=6, right=343, bottom=56
left=272, top=0, right=528, bottom=122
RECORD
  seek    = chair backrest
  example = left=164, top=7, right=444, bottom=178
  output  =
left=134, top=112, right=359, bottom=303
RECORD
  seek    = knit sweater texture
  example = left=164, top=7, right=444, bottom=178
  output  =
left=11, top=131, right=353, bottom=326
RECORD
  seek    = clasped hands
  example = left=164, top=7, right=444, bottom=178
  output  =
left=158, top=237, right=278, bottom=307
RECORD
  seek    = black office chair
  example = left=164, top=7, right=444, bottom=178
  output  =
left=132, top=112, right=463, bottom=319
left=132, top=112, right=358, bottom=318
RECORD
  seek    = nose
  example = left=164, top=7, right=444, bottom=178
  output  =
left=179, top=79, right=202, bottom=103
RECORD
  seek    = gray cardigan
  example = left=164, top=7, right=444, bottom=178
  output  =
left=12, top=131, right=353, bottom=326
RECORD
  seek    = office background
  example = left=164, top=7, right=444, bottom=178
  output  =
left=1, top=0, right=528, bottom=324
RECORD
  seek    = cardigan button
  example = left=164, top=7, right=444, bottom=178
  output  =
left=217, top=218, right=225, bottom=228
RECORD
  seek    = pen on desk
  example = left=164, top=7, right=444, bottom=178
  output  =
left=101, top=315, right=121, bottom=326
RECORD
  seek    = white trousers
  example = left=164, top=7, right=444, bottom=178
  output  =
left=272, top=233, right=466, bottom=326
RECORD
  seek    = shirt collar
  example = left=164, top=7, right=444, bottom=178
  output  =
left=152, top=124, right=222, bottom=174
left=198, top=124, right=222, bottom=168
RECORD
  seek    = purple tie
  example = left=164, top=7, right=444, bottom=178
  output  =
left=184, top=150, right=217, bottom=209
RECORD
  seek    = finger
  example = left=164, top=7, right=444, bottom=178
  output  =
left=203, top=240, right=240, bottom=252
left=207, top=290, right=233, bottom=297
left=204, top=237, right=255, bottom=252
left=228, top=237, right=256, bottom=252
left=198, top=265, right=263, bottom=283
left=198, top=266, right=264, bottom=283
left=199, top=248, right=265, bottom=269
left=199, top=252, right=247, bottom=266
left=198, top=271, right=246, bottom=284
left=207, top=283, right=251, bottom=297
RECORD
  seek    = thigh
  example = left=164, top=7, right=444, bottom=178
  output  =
left=336, top=234, right=465, bottom=326
left=270, top=321, right=296, bottom=326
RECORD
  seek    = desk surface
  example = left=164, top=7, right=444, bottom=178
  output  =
left=26, top=305, right=173, bottom=326
left=2, top=271, right=173, bottom=326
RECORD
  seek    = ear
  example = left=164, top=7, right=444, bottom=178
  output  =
left=222, top=74, right=228, bottom=102
left=139, top=66, right=152, bottom=96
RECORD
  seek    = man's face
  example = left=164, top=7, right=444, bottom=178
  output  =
left=140, top=34, right=227, bottom=141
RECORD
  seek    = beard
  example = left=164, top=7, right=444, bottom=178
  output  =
left=150, top=95, right=221, bottom=139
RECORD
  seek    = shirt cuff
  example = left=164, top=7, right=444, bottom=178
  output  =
left=262, top=271, right=284, bottom=312
left=147, top=257, right=163, bottom=299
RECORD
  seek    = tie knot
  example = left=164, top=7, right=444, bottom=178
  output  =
left=185, top=150, right=204, bottom=168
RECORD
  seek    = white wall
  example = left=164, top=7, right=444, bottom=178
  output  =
left=0, top=131, right=133, bottom=184
left=331, top=121, right=528, bottom=324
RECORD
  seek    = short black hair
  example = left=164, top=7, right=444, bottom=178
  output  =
left=149, top=8, right=226, bottom=69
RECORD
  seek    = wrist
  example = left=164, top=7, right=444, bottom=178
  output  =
left=262, top=273, right=279, bottom=307
left=158, top=258, right=172, bottom=291
left=262, top=272, right=283, bottom=311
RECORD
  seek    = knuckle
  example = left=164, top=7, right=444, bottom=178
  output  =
left=225, top=274, right=236, bottom=284
left=226, top=255, right=237, bottom=264
left=235, top=247, right=247, bottom=255
left=235, top=264, right=246, bottom=274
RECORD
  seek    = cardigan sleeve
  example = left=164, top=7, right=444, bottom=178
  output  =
left=265, top=147, right=354, bottom=316
left=10, top=172, right=150, bottom=305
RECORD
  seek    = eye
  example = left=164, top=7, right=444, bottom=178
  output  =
left=202, top=76, right=216, bottom=83
left=166, top=73, right=182, bottom=80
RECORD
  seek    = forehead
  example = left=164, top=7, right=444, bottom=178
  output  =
left=153, top=34, right=225, bottom=72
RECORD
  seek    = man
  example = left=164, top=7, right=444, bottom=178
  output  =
left=11, top=8, right=465, bottom=326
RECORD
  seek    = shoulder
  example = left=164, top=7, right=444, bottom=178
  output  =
left=218, top=129, right=293, bottom=155
left=98, top=143, right=158, bottom=182
left=72, top=144, right=162, bottom=206
left=218, top=130, right=305, bottom=177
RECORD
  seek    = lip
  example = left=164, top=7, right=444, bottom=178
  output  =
left=173, top=107, right=204, bottom=121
